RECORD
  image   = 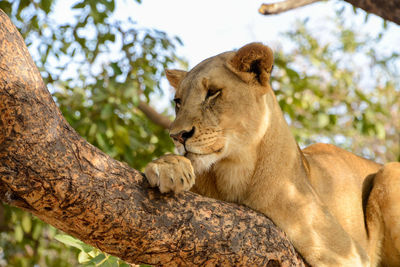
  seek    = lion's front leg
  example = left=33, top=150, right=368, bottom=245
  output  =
left=144, top=154, right=195, bottom=194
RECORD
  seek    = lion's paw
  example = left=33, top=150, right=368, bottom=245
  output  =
left=144, top=154, right=195, bottom=194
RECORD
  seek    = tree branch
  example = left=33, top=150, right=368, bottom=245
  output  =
left=259, top=0, right=400, bottom=25
left=344, top=0, right=400, bottom=25
left=138, top=101, right=171, bottom=129
left=259, top=0, right=321, bottom=15
left=0, top=9, right=307, bottom=266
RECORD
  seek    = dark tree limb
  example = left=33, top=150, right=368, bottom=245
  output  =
left=0, top=9, right=307, bottom=266
left=259, top=0, right=400, bottom=25
left=345, top=0, right=400, bottom=25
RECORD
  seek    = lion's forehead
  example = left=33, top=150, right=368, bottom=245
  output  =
left=177, top=52, right=235, bottom=98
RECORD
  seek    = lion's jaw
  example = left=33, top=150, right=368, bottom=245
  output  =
left=174, top=129, right=226, bottom=174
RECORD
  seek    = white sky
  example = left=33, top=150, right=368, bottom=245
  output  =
left=52, top=0, right=399, bottom=110
left=119, top=0, right=399, bottom=67
left=54, top=0, right=399, bottom=68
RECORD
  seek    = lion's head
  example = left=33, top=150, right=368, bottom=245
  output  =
left=166, top=43, right=275, bottom=173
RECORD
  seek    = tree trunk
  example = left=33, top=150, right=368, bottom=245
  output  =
left=259, top=0, right=400, bottom=25
left=0, top=9, right=307, bottom=266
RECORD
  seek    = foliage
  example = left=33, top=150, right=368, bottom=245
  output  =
left=272, top=12, right=399, bottom=163
left=0, top=206, right=78, bottom=267
left=1, top=0, right=183, bottom=266
left=0, top=0, right=399, bottom=267
left=1, top=0, right=183, bottom=169
left=54, top=235, right=129, bottom=267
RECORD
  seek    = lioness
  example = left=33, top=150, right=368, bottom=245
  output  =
left=145, top=43, right=400, bottom=267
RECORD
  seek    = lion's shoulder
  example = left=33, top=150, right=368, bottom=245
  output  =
left=302, top=143, right=344, bottom=155
left=302, top=143, right=382, bottom=177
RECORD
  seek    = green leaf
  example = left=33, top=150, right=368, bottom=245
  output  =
left=78, top=251, right=92, bottom=264
left=88, top=123, right=98, bottom=138
left=375, top=123, right=386, bottom=140
left=89, top=253, right=106, bottom=264
left=364, top=13, right=370, bottom=23
left=100, top=104, right=113, bottom=119
left=0, top=2, right=12, bottom=14
left=40, top=0, right=52, bottom=13
left=99, top=255, right=120, bottom=267
left=17, top=0, right=30, bottom=15
left=96, top=132, right=107, bottom=148
left=317, top=113, right=330, bottom=128
left=111, top=62, right=122, bottom=75
left=32, top=222, right=43, bottom=240
left=105, top=33, right=116, bottom=42
left=72, top=1, right=86, bottom=9
left=21, top=214, right=32, bottom=233
left=55, top=234, right=94, bottom=253
left=14, top=224, right=24, bottom=242
left=329, top=114, right=337, bottom=125
left=286, top=68, right=300, bottom=81
left=104, top=0, right=115, bottom=12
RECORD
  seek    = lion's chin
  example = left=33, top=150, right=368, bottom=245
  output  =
left=185, top=151, right=221, bottom=174
left=175, top=143, right=226, bottom=174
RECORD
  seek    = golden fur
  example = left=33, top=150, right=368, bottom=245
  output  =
left=145, top=43, right=400, bottom=267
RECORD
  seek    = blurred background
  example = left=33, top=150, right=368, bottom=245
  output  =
left=0, top=0, right=399, bottom=266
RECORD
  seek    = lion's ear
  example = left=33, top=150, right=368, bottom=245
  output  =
left=165, top=69, right=187, bottom=89
left=228, top=43, right=274, bottom=87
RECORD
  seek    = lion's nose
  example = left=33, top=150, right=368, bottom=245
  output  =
left=170, top=127, right=195, bottom=145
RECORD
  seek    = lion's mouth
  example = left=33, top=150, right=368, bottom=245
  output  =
left=184, top=147, right=224, bottom=157
left=184, top=151, right=202, bottom=157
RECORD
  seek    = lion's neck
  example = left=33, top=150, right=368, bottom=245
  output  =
left=212, top=92, right=308, bottom=203
left=213, top=146, right=258, bottom=202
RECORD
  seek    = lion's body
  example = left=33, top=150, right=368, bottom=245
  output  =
left=304, top=144, right=381, bottom=246
left=145, top=43, right=400, bottom=266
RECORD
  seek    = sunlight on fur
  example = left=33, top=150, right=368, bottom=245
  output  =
left=145, top=43, right=400, bottom=267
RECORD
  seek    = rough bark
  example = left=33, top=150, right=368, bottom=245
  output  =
left=259, top=0, right=400, bottom=25
left=345, top=0, right=400, bottom=24
left=0, top=10, right=307, bottom=266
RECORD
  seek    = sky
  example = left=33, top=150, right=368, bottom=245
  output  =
left=54, top=0, right=400, bottom=69
left=118, top=0, right=399, bottom=67
left=51, top=0, right=399, bottom=111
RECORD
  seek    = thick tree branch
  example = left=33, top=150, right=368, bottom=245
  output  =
left=138, top=101, right=171, bottom=129
left=259, top=0, right=321, bottom=15
left=345, top=0, right=400, bottom=25
left=259, top=0, right=400, bottom=25
left=0, top=10, right=307, bottom=266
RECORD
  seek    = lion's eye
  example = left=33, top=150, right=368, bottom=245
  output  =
left=206, top=89, right=221, bottom=100
left=173, top=98, right=181, bottom=112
